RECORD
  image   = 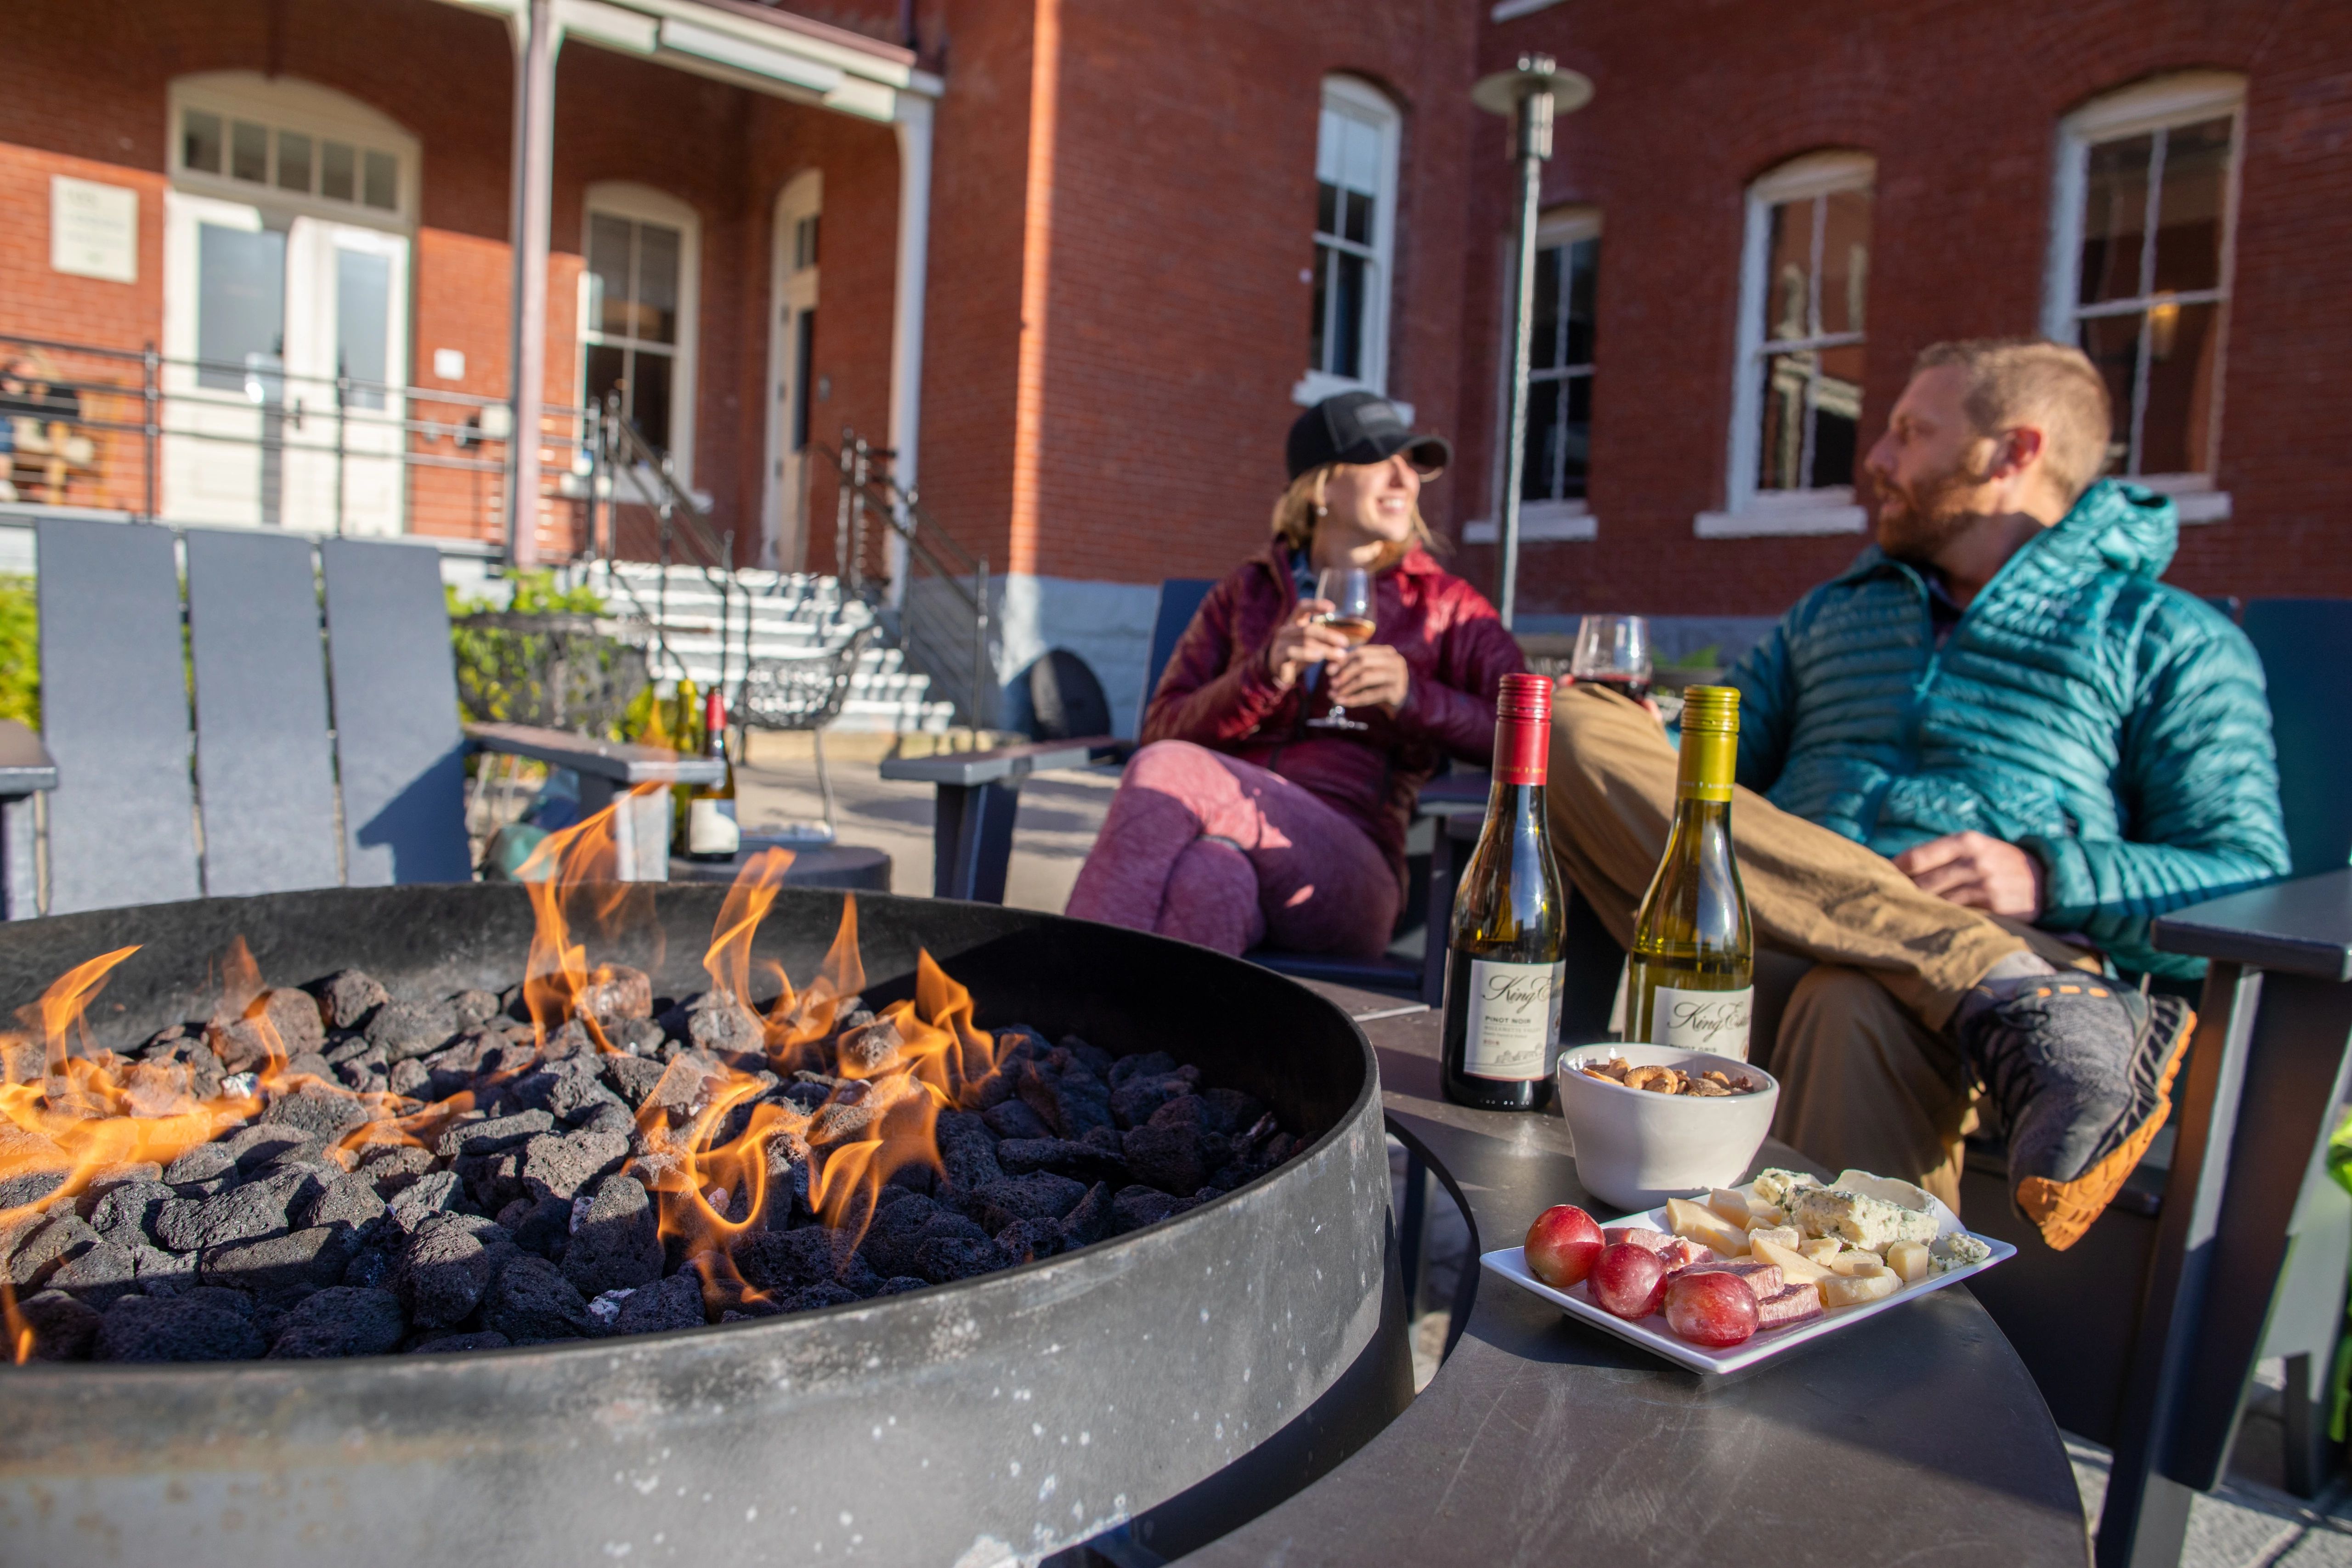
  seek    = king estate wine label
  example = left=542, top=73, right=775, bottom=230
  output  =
left=1461, top=957, right=1567, bottom=1081
left=1648, top=984, right=1753, bottom=1059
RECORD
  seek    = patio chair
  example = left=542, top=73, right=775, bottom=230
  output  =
left=1, top=516, right=720, bottom=918
left=737, top=624, right=878, bottom=844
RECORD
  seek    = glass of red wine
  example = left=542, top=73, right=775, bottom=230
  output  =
left=1570, top=613, right=1653, bottom=702
left=1307, top=566, right=1375, bottom=730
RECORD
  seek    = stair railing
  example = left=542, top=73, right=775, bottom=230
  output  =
left=820, top=430, right=995, bottom=729
left=590, top=396, right=756, bottom=702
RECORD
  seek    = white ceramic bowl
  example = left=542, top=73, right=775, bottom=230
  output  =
left=1554, top=1043, right=1780, bottom=1212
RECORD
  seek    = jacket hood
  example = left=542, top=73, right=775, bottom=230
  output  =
left=1256, top=540, right=1449, bottom=584
left=1837, top=478, right=2179, bottom=587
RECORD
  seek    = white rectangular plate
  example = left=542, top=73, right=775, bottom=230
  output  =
left=1479, top=1183, right=2017, bottom=1375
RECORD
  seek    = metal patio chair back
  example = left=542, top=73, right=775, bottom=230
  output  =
left=738, top=624, right=878, bottom=844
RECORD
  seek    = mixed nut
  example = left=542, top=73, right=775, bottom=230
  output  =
left=1572, top=1056, right=1763, bottom=1097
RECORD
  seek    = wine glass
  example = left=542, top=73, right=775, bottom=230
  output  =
left=1306, top=566, right=1375, bottom=731
left=1570, top=614, right=1653, bottom=702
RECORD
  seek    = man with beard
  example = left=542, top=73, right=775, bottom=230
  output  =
left=1543, top=339, right=2286, bottom=1249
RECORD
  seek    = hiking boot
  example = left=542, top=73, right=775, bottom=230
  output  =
left=1957, top=979, right=2195, bottom=1251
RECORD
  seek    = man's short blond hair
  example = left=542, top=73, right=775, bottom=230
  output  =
left=1912, top=338, right=2115, bottom=505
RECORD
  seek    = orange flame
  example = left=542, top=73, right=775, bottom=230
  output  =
left=518, top=790, right=661, bottom=1050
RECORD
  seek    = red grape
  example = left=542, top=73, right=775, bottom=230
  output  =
left=1524, top=1205, right=1604, bottom=1289
left=1664, top=1270, right=1761, bottom=1347
left=1588, top=1241, right=1668, bottom=1319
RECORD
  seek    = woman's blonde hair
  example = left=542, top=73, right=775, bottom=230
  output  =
left=1269, top=463, right=1446, bottom=567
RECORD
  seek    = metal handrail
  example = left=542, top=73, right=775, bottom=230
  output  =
left=591, top=396, right=755, bottom=705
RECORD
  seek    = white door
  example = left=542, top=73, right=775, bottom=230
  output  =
left=763, top=173, right=821, bottom=570
left=163, top=192, right=410, bottom=531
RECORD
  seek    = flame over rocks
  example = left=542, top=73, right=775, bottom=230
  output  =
left=0, top=790, right=1011, bottom=1359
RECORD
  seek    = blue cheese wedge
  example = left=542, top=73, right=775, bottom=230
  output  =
left=1790, top=1187, right=1940, bottom=1252
left=1750, top=1168, right=1822, bottom=1212
left=1931, top=1233, right=1992, bottom=1274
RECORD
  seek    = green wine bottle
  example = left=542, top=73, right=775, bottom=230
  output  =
left=1627, top=685, right=1755, bottom=1058
left=1440, top=673, right=1567, bottom=1111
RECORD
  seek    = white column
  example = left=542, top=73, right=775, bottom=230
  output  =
left=507, top=0, right=560, bottom=567
left=884, top=91, right=934, bottom=608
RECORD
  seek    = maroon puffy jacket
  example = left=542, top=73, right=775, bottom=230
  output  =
left=1141, top=543, right=1528, bottom=883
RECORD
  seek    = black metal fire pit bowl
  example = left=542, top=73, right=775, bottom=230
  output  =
left=0, top=886, right=1407, bottom=1567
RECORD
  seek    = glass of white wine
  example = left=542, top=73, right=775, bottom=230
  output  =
left=1306, top=566, right=1375, bottom=731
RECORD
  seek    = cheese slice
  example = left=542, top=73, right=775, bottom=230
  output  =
left=1749, top=1236, right=1832, bottom=1286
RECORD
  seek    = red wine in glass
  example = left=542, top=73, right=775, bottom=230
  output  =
left=1569, top=614, right=1652, bottom=706
left=1581, top=673, right=1652, bottom=703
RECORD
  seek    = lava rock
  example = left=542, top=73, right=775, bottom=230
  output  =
left=877, top=1275, right=927, bottom=1296
left=995, top=1137, right=1128, bottom=1184
left=202, top=1224, right=362, bottom=1303
left=366, top=999, right=463, bottom=1063
left=268, top=1286, right=407, bottom=1358
left=297, top=1173, right=389, bottom=1233
left=510, top=1059, right=626, bottom=1124
left=408, top=1330, right=510, bottom=1354
left=133, top=1244, right=197, bottom=1294
left=1112, top=1185, right=1186, bottom=1234
left=0, top=1122, right=72, bottom=1210
left=734, top=1227, right=878, bottom=1296
left=1199, top=1087, right=1270, bottom=1137
left=786, top=1280, right=862, bottom=1313
left=309, top=969, right=390, bottom=1031
left=16, top=1288, right=102, bottom=1361
left=572, top=1100, right=635, bottom=1137
left=209, top=988, right=327, bottom=1070
left=499, top=1194, right=574, bottom=1260
left=590, top=1271, right=705, bottom=1336
left=391, top=1212, right=503, bottom=1328
left=387, top=1058, right=432, bottom=1098
left=1110, top=1065, right=1201, bottom=1130
left=1122, top=1101, right=1230, bottom=1197
left=357, top=1143, right=437, bottom=1194
left=575, top=965, right=654, bottom=1030
left=481, top=1252, right=593, bottom=1342
left=89, top=1180, right=176, bottom=1248
left=914, top=1234, right=1009, bottom=1284
left=263, top=1082, right=374, bottom=1141
left=6, top=1211, right=100, bottom=1290
left=610, top=1016, right=666, bottom=1057
left=684, top=991, right=766, bottom=1060
left=982, top=1099, right=1054, bottom=1142
left=1107, top=1049, right=1177, bottom=1087
left=162, top=1139, right=240, bottom=1191
left=519, top=1129, right=629, bottom=1202
left=283, top=1051, right=336, bottom=1084
left=435, top=1109, right=555, bottom=1159
left=1052, top=1068, right=1114, bottom=1138
left=450, top=989, right=502, bottom=1026
left=1060, top=1181, right=1114, bottom=1248
left=96, top=1294, right=266, bottom=1362
left=599, top=1053, right=670, bottom=1109
left=48, top=1239, right=147, bottom=1308
left=973, top=1172, right=1089, bottom=1233
left=386, top=1169, right=465, bottom=1229
left=159, top=1166, right=323, bottom=1252
left=933, top=1111, right=1004, bottom=1195
left=220, top=1123, right=317, bottom=1172
left=856, top=1192, right=937, bottom=1278
left=994, top=1217, right=1063, bottom=1265
left=561, top=1176, right=664, bottom=1296
left=837, top=1017, right=903, bottom=1076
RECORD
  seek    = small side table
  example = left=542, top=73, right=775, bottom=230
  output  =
left=668, top=837, right=892, bottom=892
left=0, top=719, right=58, bottom=920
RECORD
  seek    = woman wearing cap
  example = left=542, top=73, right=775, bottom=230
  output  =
left=1066, top=394, right=1527, bottom=958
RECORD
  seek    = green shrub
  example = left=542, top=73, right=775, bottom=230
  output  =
left=0, top=574, right=35, bottom=728
left=447, top=571, right=637, bottom=738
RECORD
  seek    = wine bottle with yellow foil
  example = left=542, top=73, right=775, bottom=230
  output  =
left=1627, top=685, right=1755, bottom=1058
left=1440, top=673, right=1567, bottom=1111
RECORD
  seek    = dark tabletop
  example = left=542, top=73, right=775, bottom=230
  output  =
left=1178, top=983, right=2089, bottom=1568
left=2152, top=866, right=2352, bottom=981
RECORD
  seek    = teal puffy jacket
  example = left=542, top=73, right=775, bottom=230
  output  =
left=1729, top=479, right=2290, bottom=979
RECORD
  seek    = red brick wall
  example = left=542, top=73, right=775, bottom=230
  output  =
left=1460, top=0, right=2352, bottom=617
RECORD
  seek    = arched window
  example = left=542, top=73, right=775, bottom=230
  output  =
left=1702, top=150, right=1874, bottom=538
left=1297, top=75, right=1402, bottom=408
left=582, top=181, right=701, bottom=483
left=2044, top=72, right=2242, bottom=516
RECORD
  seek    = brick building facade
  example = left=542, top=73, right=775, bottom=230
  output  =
left=1, top=0, right=2344, bottom=729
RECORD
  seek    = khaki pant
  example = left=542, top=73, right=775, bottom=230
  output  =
left=1546, top=685, right=2098, bottom=1211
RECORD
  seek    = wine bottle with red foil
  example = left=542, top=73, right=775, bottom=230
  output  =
left=1440, top=673, right=1567, bottom=1111
left=678, top=687, right=741, bottom=862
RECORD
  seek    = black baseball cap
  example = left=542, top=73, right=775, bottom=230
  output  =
left=1286, top=391, right=1452, bottom=481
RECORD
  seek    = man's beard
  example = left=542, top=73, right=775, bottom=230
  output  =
left=1873, top=458, right=1990, bottom=564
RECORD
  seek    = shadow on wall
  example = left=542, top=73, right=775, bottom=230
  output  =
left=1001, top=649, right=1113, bottom=742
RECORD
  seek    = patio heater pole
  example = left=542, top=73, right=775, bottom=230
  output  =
left=506, top=0, right=559, bottom=570
left=1472, top=55, right=1592, bottom=631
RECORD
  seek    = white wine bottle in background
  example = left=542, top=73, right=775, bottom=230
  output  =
left=1628, top=685, right=1754, bottom=1057
left=679, top=687, right=741, bottom=861
left=1440, top=674, right=1567, bottom=1111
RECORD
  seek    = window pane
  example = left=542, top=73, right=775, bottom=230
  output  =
left=1810, top=341, right=1865, bottom=488
left=588, top=215, right=634, bottom=339
left=1340, top=114, right=1381, bottom=195
left=2139, top=298, right=2220, bottom=474
left=184, top=110, right=222, bottom=174
left=1521, top=376, right=1560, bottom=502
left=1564, top=236, right=1598, bottom=367
left=1331, top=250, right=1366, bottom=380
left=197, top=223, right=287, bottom=392
left=1309, top=245, right=1331, bottom=374
left=2079, top=133, right=2153, bottom=306
left=2152, top=116, right=2232, bottom=295
left=632, top=349, right=674, bottom=456
left=362, top=150, right=397, bottom=211
left=1315, top=107, right=1344, bottom=188
left=791, top=307, right=815, bottom=452
left=231, top=120, right=269, bottom=183
left=2077, top=312, right=2141, bottom=475
left=276, top=131, right=312, bottom=193
left=1317, top=181, right=1339, bottom=240
left=1761, top=198, right=1812, bottom=343
left=1560, top=374, right=1591, bottom=500
left=321, top=141, right=356, bottom=202
left=637, top=222, right=681, bottom=345
left=1756, top=351, right=1809, bottom=491
left=1343, top=189, right=1373, bottom=246
left=1529, top=245, right=1563, bottom=372
left=1819, top=187, right=1872, bottom=335
left=336, top=248, right=392, bottom=410
left=584, top=342, right=628, bottom=421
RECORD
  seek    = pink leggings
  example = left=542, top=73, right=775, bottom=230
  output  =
left=1065, top=741, right=1399, bottom=958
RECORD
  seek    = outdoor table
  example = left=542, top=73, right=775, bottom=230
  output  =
left=0, top=719, right=58, bottom=920
left=1176, top=981, right=2088, bottom=1567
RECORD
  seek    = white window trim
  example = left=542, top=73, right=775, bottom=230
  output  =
left=1463, top=500, right=1597, bottom=544
left=1483, top=204, right=1602, bottom=531
left=581, top=180, right=701, bottom=489
left=1704, top=150, right=1875, bottom=538
left=1491, top=0, right=1566, bottom=17
left=2041, top=71, right=2245, bottom=495
left=168, top=72, right=419, bottom=233
left=1299, top=74, right=1402, bottom=404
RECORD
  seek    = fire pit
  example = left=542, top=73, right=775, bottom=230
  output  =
left=0, top=877, right=1400, bottom=1565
